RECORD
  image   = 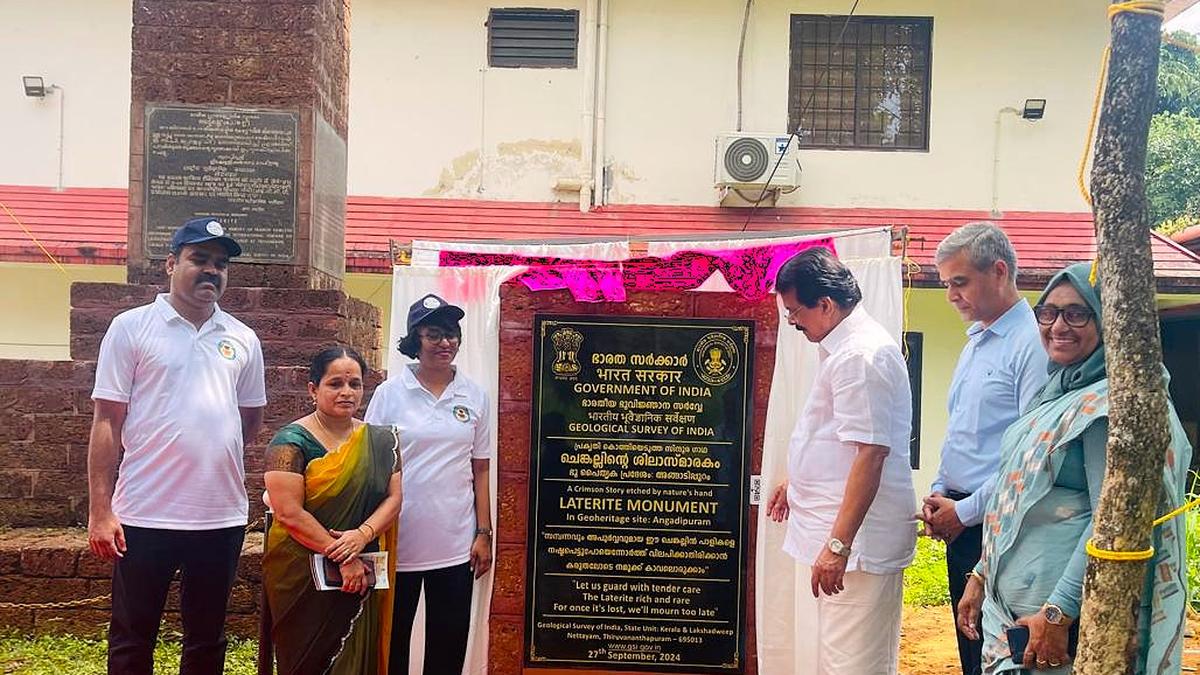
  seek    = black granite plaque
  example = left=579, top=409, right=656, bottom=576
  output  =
left=143, top=105, right=298, bottom=262
left=526, top=315, right=752, bottom=673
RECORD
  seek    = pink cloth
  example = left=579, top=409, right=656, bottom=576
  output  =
left=438, top=238, right=836, bottom=302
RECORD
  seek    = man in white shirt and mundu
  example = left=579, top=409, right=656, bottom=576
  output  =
left=767, top=247, right=917, bottom=675
left=87, top=218, right=266, bottom=675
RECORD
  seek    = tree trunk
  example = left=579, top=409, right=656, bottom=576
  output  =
left=1074, top=5, right=1171, bottom=675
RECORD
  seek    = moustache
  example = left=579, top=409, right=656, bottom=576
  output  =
left=197, top=275, right=222, bottom=288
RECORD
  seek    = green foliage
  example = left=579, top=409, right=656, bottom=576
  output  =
left=1187, top=509, right=1200, bottom=611
left=1156, top=213, right=1197, bottom=238
left=903, top=536, right=951, bottom=607
left=1146, top=111, right=1200, bottom=228
left=1158, top=32, right=1200, bottom=117
left=1186, top=473, right=1200, bottom=611
left=1145, top=33, right=1200, bottom=231
left=0, top=634, right=257, bottom=675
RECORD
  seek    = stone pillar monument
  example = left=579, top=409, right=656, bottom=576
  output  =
left=125, top=0, right=350, bottom=291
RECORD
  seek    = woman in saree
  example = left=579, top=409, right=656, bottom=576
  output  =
left=263, top=346, right=404, bottom=674
left=956, top=263, right=1191, bottom=674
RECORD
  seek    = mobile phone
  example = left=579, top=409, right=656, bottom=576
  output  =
left=1006, top=625, right=1030, bottom=665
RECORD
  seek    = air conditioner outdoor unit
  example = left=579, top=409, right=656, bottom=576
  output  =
left=714, top=132, right=801, bottom=190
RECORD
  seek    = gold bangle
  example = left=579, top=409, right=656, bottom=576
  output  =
left=358, top=523, right=375, bottom=539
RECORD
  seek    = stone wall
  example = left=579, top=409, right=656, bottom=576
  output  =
left=488, top=283, right=778, bottom=675
left=69, top=283, right=382, bottom=370
left=0, top=529, right=264, bottom=638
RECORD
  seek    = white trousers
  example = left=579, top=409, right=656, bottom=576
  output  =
left=792, top=565, right=904, bottom=675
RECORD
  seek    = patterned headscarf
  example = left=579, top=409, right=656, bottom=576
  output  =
left=1028, top=262, right=1106, bottom=409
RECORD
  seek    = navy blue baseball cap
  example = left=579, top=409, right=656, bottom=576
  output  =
left=406, top=294, right=465, bottom=333
left=170, top=218, right=243, bottom=257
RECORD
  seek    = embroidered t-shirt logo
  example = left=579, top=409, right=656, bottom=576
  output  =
left=217, top=339, right=238, bottom=360
left=452, top=405, right=470, bottom=423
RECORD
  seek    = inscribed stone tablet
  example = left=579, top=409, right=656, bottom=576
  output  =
left=144, top=105, right=298, bottom=263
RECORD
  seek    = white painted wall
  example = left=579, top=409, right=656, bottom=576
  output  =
left=349, top=0, right=1110, bottom=210
left=0, top=263, right=126, bottom=361
left=348, top=0, right=586, bottom=199
left=0, top=0, right=1109, bottom=212
left=0, top=1, right=131, bottom=189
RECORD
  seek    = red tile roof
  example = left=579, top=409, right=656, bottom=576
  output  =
left=3, top=184, right=1199, bottom=291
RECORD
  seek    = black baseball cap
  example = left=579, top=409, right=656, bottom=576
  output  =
left=170, top=217, right=243, bottom=257
left=406, top=294, right=465, bottom=333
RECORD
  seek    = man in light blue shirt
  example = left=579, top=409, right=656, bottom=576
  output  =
left=920, top=222, right=1048, bottom=675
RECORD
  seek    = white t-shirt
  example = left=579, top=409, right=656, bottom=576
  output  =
left=783, top=305, right=917, bottom=575
left=365, top=364, right=491, bottom=572
left=92, top=294, right=267, bottom=530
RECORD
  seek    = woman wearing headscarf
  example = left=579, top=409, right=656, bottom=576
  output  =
left=262, top=346, right=403, bottom=674
left=956, top=263, right=1191, bottom=674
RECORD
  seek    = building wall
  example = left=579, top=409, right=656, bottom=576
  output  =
left=4, top=1, right=1106, bottom=212
left=0, top=1, right=132, bottom=189
left=352, top=0, right=1109, bottom=210
left=0, top=263, right=126, bottom=361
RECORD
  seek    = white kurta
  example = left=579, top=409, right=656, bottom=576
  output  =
left=782, top=304, right=916, bottom=675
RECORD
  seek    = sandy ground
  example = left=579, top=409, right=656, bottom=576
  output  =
left=898, top=606, right=1200, bottom=674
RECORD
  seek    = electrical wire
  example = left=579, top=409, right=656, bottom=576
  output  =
left=736, top=0, right=754, bottom=132
left=740, top=0, right=862, bottom=232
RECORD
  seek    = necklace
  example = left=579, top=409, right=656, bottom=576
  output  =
left=313, top=410, right=353, bottom=450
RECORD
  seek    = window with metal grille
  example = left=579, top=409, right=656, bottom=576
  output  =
left=788, top=15, right=932, bottom=151
left=487, top=8, right=579, bottom=68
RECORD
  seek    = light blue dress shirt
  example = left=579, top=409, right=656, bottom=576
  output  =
left=932, top=299, right=1049, bottom=527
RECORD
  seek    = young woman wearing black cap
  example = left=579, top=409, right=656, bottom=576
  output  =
left=365, top=294, right=493, bottom=675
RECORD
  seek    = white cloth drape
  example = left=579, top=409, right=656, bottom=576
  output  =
left=385, top=232, right=901, bottom=675
left=387, top=240, right=630, bottom=675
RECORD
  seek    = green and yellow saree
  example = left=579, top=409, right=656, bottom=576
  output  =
left=263, top=423, right=399, bottom=675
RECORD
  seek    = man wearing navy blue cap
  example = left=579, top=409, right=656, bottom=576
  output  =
left=87, top=217, right=266, bottom=675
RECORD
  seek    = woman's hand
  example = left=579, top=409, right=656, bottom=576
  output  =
left=325, top=528, right=369, bottom=564
left=339, top=558, right=369, bottom=595
left=956, top=574, right=984, bottom=641
left=470, top=533, right=493, bottom=579
left=1017, top=610, right=1071, bottom=670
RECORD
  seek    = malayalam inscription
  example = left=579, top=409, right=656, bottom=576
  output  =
left=143, top=105, right=298, bottom=262
left=526, top=315, right=753, bottom=673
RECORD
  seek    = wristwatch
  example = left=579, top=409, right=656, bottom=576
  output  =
left=1042, top=603, right=1068, bottom=625
left=827, top=538, right=851, bottom=557
left=475, top=527, right=493, bottom=538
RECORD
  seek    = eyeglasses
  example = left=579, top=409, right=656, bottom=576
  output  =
left=419, top=330, right=461, bottom=344
left=1033, top=304, right=1095, bottom=327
